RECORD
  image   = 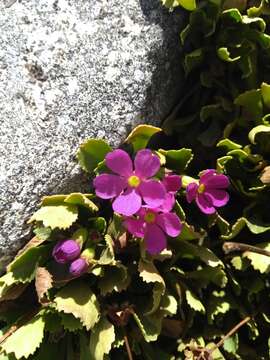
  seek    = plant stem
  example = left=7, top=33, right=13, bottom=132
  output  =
left=223, top=242, right=270, bottom=257
left=209, top=316, right=251, bottom=354
left=123, top=331, right=133, bottom=360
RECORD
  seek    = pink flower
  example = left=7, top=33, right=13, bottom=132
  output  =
left=52, top=239, right=80, bottom=264
left=123, top=208, right=182, bottom=254
left=69, top=258, right=88, bottom=277
left=186, top=169, right=229, bottom=214
left=93, top=149, right=166, bottom=216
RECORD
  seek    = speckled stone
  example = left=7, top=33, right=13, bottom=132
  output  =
left=0, top=0, right=184, bottom=269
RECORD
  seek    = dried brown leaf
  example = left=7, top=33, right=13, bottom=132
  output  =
left=35, top=267, right=53, bottom=303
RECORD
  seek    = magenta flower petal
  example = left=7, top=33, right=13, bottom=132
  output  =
left=186, top=183, right=199, bottom=203
left=112, top=188, right=142, bottom=216
left=158, top=193, right=175, bottom=212
left=145, top=224, right=167, bottom=254
left=69, top=258, right=88, bottom=277
left=163, top=175, right=181, bottom=192
left=105, top=149, right=133, bottom=177
left=156, top=213, right=182, bottom=237
left=206, top=189, right=229, bottom=207
left=196, top=193, right=216, bottom=214
left=134, top=149, right=160, bottom=179
left=123, top=218, right=145, bottom=237
left=203, top=174, right=230, bottom=189
left=139, top=179, right=166, bottom=208
left=94, top=173, right=126, bottom=199
left=200, top=169, right=216, bottom=183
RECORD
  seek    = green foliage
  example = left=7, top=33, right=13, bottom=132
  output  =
left=1, top=315, right=45, bottom=359
left=76, top=139, right=111, bottom=173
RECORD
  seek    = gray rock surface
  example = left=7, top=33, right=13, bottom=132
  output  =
left=0, top=0, right=184, bottom=269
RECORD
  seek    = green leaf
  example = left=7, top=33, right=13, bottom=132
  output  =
left=248, top=125, right=270, bottom=144
left=60, top=313, right=83, bottom=332
left=124, top=124, right=161, bottom=151
left=234, top=89, right=263, bottom=121
left=160, top=293, right=178, bottom=316
left=222, top=8, right=242, bottom=22
left=132, top=312, right=163, bottom=342
left=89, top=318, right=115, bottom=360
left=79, top=333, right=92, bottom=360
left=207, top=291, right=230, bottom=324
left=158, top=148, right=193, bottom=173
left=177, top=222, right=205, bottom=241
left=77, top=139, right=112, bottom=173
left=217, top=47, right=240, bottom=62
left=98, top=264, right=129, bottom=295
left=244, top=242, right=270, bottom=273
left=1, top=315, right=45, bottom=359
left=217, top=139, right=242, bottom=152
left=187, top=266, right=227, bottom=288
left=175, top=241, right=224, bottom=267
left=223, top=333, right=239, bottom=354
left=33, top=227, right=52, bottom=241
left=138, top=259, right=165, bottom=315
left=8, top=245, right=52, bottom=283
left=97, top=234, right=115, bottom=265
left=261, top=82, right=270, bottom=108
left=54, top=281, right=100, bottom=330
left=178, top=0, right=197, bottom=11
left=184, top=48, right=204, bottom=75
left=185, top=289, right=205, bottom=314
left=64, top=193, right=98, bottom=212
left=221, top=217, right=246, bottom=240
left=161, top=0, right=196, bottom=10
left=29, top=205, right=78, bottom=230
left=222, top=216, right=270, bottom=239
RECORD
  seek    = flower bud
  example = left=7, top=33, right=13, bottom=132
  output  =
left=52, top=239, right=80, bottom=264
left=81, top=247, right=95, bottom=263
left=69, top=258, right=88, bottom=277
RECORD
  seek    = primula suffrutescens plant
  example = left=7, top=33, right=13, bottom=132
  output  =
left=0, top=123, right=232, bottom=360
left=1, top=0, right=270, bottom=359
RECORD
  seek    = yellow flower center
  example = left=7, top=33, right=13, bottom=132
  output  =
left=144, top=211, right=156, bottom=224
left=198, top=184, right=205, bottom=194
left=128, top=175, right=141, bottom=188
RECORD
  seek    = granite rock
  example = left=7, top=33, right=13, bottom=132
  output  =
left=0, top=0, right=184, bottom=269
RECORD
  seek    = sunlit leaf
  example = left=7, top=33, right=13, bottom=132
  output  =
left=54, top=281, right=100, bottom=330
left=1, top=315, right=45, bottom=359
left=89, top=317, right=115, bottom=360
left=29, top=205, right=78, bottom=230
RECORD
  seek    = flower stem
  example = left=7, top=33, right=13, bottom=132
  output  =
left=223, top=242, right=270, bottom=257
left=209, top=316, right=251, bottom=354
left=123, top=331, right=133, bottom=360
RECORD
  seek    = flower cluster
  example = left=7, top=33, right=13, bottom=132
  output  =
left=94, top=149, right=183, bottom=254
left=93, top=149, right=230, bottom=254
left=52, top=239, right=88, bottom=277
